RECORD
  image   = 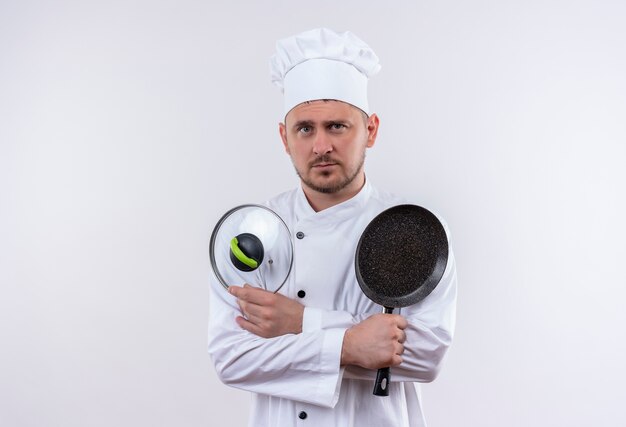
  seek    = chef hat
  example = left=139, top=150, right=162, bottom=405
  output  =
left=270, top=28, right=381, bottom=116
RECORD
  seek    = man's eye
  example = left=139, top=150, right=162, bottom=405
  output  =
left=330, top=123, right=346, bottom=130
left=298, top=126, right=312, bottom=134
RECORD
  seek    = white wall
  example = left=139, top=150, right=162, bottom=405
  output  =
left=1, top=1, right=625, bottom=426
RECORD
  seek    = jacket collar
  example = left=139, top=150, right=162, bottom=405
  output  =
left=294, top=178, right=372, bottom=224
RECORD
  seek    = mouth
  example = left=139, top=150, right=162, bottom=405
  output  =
left=312, top=163, right=337, bottom=168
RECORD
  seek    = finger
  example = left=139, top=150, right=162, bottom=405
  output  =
left=228, top=285, right=244, bottom=297
left=239, top=301, right=268, bottom=320
left=228, top=284, right=257, bottom=299
left=235, top=315, right=265, bottom=337
left=395, top=342, right=405, bottom=355
left=397, top=330, right=407, bottom=344
left=395, top=315, right=408, bottom=329
left=237, top=315, right=274, bottom=339
left=391, top=354, right=403, bottom=367
left=237, top=299, right=261, bottom=321
left=234, top=285, right=273, bottom=305
left=237, top=299, right=246, bottom=316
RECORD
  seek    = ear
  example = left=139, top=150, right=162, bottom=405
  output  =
left=279, top=122, right=291, bottom=154
left=366, top=113, right=380, bottom=148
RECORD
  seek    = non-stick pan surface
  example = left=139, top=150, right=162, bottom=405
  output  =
left=355, top=204, right=449, bottom=309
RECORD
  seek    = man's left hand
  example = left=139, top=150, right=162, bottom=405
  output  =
left=228, top=284, right=304, bottom=338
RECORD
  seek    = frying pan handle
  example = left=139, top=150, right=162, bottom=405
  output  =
left=373, top=367, right=391, bottom=396
left=373, top=306, right=394, bottom=396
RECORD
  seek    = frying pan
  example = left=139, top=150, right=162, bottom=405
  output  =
left=355, top=204, right=449, bottom=396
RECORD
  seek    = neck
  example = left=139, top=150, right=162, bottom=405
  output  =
left=301, top=173, right=366, bottom=212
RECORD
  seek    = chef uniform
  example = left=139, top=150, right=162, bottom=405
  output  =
left=208, top=28, right=457, bottom=427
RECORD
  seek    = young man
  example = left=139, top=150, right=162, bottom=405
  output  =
left=208, top=28, right=457, bottom=427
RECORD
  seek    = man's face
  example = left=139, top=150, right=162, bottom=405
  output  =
left=279, top=100, right=379, bottom=195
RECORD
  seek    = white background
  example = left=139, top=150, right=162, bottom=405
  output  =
left=1, top=1, right=625, bottom=426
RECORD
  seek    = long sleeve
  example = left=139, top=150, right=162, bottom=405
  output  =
left=207, top=275, right=347, bottom=408
left=301, top=249, right=457, bottom=383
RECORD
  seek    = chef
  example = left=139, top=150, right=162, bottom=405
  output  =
left=208, top=28, right=457, bottom=427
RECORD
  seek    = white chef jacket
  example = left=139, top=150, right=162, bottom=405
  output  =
left=208, top=180, right=457, bottom=427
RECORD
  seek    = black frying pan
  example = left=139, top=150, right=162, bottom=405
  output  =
left=355, top=204, right=449, bottom=396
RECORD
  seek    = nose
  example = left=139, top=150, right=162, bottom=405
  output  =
left=313, top=131, right=332, bottom=155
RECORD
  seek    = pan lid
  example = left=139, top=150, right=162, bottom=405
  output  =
left=355, top=204, right=449, bottom=308
left=209, top=204, right=294, bottom=292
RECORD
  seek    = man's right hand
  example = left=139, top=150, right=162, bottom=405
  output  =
left=340, top=313, right=408, bottom=369
left=228, top=284, right=304, bottom=339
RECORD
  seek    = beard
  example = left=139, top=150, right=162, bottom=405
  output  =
left=293, top=152, right=366, bottom=194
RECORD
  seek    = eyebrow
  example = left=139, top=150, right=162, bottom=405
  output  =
left=291, top=119, right=350, bottom=131
left=292, top=120, right=315, bottom=130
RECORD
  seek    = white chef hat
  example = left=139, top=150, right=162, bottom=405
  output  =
left=270, top=28, right=381, bottom=116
